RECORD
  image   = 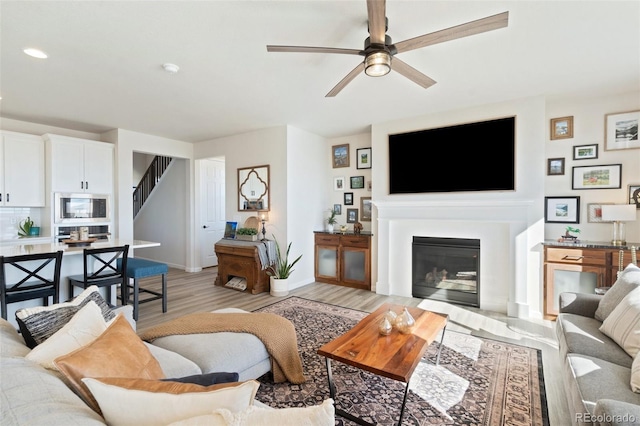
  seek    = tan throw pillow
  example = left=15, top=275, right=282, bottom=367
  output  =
left=631, top=352, right=640, bottom=393
left=26, top=301, right=107, bottom=370
left=54, top=314, right=165, bottom=413
left=168, top=398, right=335, bottom=426
left=82, top=378, right=259, bottom=426
left=600, top=287, right=640, bottom=358
left=595, top=263, right=640, bottom=322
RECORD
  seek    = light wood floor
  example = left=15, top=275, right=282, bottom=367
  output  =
left=134, top=267, right=569, bottom=426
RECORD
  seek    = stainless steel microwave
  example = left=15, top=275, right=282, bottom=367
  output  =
left=54, top=193, right=110, bottom=223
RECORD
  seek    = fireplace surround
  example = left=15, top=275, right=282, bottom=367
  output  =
left=412, top=236, right=480, bottom=307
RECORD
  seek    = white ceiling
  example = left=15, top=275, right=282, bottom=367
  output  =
left=1, top=1, right=639, bottom=143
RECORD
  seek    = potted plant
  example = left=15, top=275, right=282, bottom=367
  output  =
left=18, top=217, right=40, bottom=237
left=236, top=227, right=258, bottom=241
left=266, top=236, right=303, bottom=297
left=326, top=208, right=337, bottom=233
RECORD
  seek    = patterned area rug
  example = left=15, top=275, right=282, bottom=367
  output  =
left=254, top=297, right=549, bottom=426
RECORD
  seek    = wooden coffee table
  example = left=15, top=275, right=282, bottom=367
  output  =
left=317, top=303, right=448, bottom=426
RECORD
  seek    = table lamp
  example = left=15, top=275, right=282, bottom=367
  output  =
left=259, top=212, right=269, bottom=240
left=601, top=204, right=636, bottom=246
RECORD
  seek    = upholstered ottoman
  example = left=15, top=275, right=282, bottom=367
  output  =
left=148, top=308, right=271, bottom=381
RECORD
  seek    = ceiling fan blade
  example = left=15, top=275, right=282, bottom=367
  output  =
left=326, top=62, right=365, bottom=97
left=393, top=11, right=509, bottom=54
left=267, top=45, right=361, bottom=55
left=392, top=58, right=436, bottom=89
left=366, top=0, right=387, bottom=45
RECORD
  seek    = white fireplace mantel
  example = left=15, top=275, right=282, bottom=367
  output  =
left=373, top=198, right=543, bottom=318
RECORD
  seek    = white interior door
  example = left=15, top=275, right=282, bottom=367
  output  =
left=200, top=158, right=225, bottom=267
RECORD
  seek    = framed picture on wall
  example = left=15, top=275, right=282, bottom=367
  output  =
left=332, top=144, right=350, bottom=168
left=344, top=192, right=353, bottom=205
left=350, top=176, right=364, bottom=189
left=550, top=116, right=574, bottom=140
left=587, top=203, right=613, bottom=223
left=629, top=184, right=640, bottom=209
left=573, top=144, right=598, bottom=160
left=572, top=164, right=622, bottom=190
left=356, top=148, right=372, bottom=169
left=333, top=176, right=345, bottom=191
left=544, top=196, right=580, bottom=223
left=346, top=208, right=358, bottom=223
left=547, top=158, right=565, bottom=175
left=605, top=110, right=640, bottom=151
left=360, top=197, right=372, bottom=221
left=333, top=204, right=342, bottom=215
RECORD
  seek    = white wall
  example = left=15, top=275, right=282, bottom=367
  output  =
left=286, top=126, right=328, bottom=290
left=545, top=91, right=640, bottom=243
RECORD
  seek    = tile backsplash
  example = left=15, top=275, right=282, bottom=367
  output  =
left=0, top=208, right=44, bottom=241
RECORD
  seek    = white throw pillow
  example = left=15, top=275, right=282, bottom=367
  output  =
left=600, top=287, right=640, bottom=357
left=631, top=352, right=640, bottom=393
left=82, top=378, right=259, bottom=426
left=168, top=399, right=335, bottom=426
left=26, top=301, right=107, bottom=370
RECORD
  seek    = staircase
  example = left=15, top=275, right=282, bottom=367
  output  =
left=133, top=156, right=173, bottom=219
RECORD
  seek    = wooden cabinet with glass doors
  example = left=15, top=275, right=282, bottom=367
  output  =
left=314, top=232, right=371, bottom=290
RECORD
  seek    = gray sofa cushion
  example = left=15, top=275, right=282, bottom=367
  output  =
left=0, top=357, right=104, bottom=425
left=566, top=354, right=640, bottom=418
left=557, top=313, right=632, bottom=368
left=595, top=264, right=640, bottom=322
left=152, top=332, right=270, bottom=380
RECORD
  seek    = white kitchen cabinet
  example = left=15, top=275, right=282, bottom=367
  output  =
left=45, top=134, right=114, bottom=194
left=0, top=131, right=45, bottom=207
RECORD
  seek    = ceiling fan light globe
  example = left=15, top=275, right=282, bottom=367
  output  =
left=364, top=52, right=391, bottom=77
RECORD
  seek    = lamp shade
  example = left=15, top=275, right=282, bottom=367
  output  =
left=601, top=204, right=636, bottom=222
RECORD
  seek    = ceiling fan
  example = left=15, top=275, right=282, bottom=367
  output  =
left=267, top=0, right=508, bottom=97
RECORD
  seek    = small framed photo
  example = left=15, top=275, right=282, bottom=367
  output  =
left=356, top=147, right=372, bottom=169
left=346, top=208, right=358, bottom=223
left=333, top=204, right=342, bottom=215
left=333, top=176, right=345, bottom=191
left=360, top=197, right=372, bottom=221
left=545, top=196, right=580, bottom=224
left=572, top=164, right=622, bottom=190
left=587, top=203, right=613, bottom=223
left=332, top=144, right=350, bottom=168
left=367, top=180, right=372, bottom=191
left=605, top=110, right=640, bottom=151
left=573, top=144, right=598, bottom=160
left=629, top=184, right=640, bottom=209
left=550, top=116, right=574, bottom=140
left=350, top=176, right=364, bottom=189
left=344, top=192, right=353, bottom=205
left=547, top=158, right=565, bottom=175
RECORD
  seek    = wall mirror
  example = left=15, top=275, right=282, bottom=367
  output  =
left=238, top=165, right=270, bottom=211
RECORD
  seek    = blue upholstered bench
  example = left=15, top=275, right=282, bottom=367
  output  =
left=117, top=258, right=168, bottom=321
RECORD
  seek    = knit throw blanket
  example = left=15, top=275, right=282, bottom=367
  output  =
left=138, top=312, right=306, bottom=384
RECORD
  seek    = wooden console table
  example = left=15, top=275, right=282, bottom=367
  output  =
left=543, top=240, right=638, bottom=317
left=214, top=240, right=274, bottom=294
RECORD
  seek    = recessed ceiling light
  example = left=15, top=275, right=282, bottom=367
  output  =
left=162, top=63, right=179, bottom=74
left=24, top=48, right=48, bottom=59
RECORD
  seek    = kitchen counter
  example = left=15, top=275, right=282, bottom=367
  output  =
left=0, top=238, right=160, bottom=257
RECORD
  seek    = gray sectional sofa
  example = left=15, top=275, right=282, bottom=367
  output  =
left=556, top=291, right=640, bottom=426
left=0, top=306, right=272, bottom=425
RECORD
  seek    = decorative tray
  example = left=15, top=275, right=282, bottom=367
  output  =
left=62, top=238, right=97, bottom=247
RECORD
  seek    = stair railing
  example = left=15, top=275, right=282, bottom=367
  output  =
left=133, top=156, right=173, bottom=218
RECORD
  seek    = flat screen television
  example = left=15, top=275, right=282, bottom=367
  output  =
left=388, top=116, right=515, bottom=194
